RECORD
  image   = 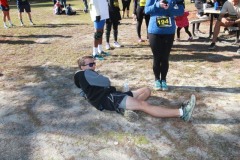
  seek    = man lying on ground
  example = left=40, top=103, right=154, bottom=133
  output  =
left=74, top=56, right=196, bottom=122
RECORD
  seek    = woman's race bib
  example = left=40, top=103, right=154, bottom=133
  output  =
left=156, top=16, right=172, bottom=28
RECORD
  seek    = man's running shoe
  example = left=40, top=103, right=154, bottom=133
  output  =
left=161, top=80, right=168, bottom=91
left=93, top=54, right=104, bottom=60
left=180, top=94, right=196, bottom=122
left=154, top=80, right=161, bottom=91
left=99, top=51, right=110, bottom=56
left=208, top=42, right=216, bottom=50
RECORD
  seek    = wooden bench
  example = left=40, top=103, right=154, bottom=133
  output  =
left=190, top=18, right=210, bottom=37
left=227, top=26, right=239, bottom=43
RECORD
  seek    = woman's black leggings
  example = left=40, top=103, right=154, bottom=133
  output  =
left=177, top=26, right=192, bottom=38
left=122, top=0, right=131, bottom=11
left=105, top=20, right=119, bottom=43
left=148, top=33, right=174, bottom=81
left=136, top=6, right=150, bottom=39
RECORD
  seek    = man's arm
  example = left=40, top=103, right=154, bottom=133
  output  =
left=85, top=69, right=111, bottom=87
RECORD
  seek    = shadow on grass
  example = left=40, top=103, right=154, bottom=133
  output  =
left=169, top=85, right=240, bottom=94
left=110, top=52, right=239, bottom=62
left=2, top=34, right=72, bottom=39
left=0, top=40, right=35, bottom=44
left=193, top=118, right=240, bottom=124
left=32, top=23, right=89, bottom=28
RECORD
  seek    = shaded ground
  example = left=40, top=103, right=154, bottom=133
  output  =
left=0, top=1, right=240, bottom=160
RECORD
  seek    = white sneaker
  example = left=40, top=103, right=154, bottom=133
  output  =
left=113, top=41, right=121, bottom=48
left=237, top=49, right=240, bottom=54
left=21, top=23, right=24, bottom=26
left=4, top=25, right=8, bottom=29
left=30, top=22, right=34, bottom=25
left=105, top=43, right=110, bottom=50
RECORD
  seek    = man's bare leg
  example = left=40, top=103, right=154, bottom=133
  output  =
left=126, top=96, right=180, bottom=118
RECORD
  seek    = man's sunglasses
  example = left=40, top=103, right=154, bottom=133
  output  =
left=83, top=62, right=96, bottom=67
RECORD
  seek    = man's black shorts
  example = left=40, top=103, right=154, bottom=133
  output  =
left=18, top=3, right=31, bottom=12
left=100, top=91, right=133, bottom=112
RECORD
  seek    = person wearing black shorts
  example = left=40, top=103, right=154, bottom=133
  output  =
left=16, top=0, right=34, bottom=26
left=122, top=0, right=131, bottom=18
left=74, top=56, right=197, bottom=122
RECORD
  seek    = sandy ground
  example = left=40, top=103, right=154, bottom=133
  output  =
left=0, top=4, right=240, bottom=160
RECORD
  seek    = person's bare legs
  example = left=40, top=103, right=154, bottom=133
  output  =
left=94, top=28, right=103, bottom=47
left=18, top=12, right=24, bottom=26
left=125, top=96, right=180, bottom=118
left=212, top=21, right=223, bottom=43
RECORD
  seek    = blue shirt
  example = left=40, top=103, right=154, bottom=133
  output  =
left=145, top=0, right=184, bottom=34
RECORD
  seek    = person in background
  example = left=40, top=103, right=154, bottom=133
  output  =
left=105, top=0, right=122, bottom=50
left=133, top=0, right=150, bottom=42
left=60, top=0, right=67, bottom=8
left=175, top=10, right=193, bottom=41
left=74, top=56, right=197, bottom=122
left=0, top=0, right=14, bottom=28
left=194, top=0, right=208, bottom=34
left=145, top=0, right=184, bottom=91
left=122, top=0, right=131, bottom=18
left=89, top=0, right=110, bottom=60
left=82, top=0, right=88, bottom=13
left=54, top=0, right=64, bottom=15
left=66, top=4, right=76, bottom=15
left=208, top=0, right=240, bottom=50
left=16, top=0, right=34, bottom=26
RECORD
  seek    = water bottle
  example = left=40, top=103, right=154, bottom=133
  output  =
left=123, top=79, right=129, bottom=92
left=214, top=2, right=219, bottom=10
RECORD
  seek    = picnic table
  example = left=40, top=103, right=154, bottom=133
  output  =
left=204, top=7, right=221, bottom=38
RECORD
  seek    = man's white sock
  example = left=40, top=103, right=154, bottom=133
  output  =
left=8, top=20, right=12, bottom=25
left=92, top=47, right=98, bottom=56
left=179, top=108, right=183, bottom=117
left=98, top=44, right=102, bottom=53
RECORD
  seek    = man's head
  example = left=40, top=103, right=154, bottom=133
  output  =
left=77, top=56, right=96, bottom=70
left=232, top=0, right=239, bottom=6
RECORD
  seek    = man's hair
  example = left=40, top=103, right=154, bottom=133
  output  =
left=77, top=55, right=93, bottom=70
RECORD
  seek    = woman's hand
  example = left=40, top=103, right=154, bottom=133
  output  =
left=160, top=0, right=169, bottom=10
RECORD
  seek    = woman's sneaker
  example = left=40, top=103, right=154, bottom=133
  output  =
left=188, top=37, right=193, bottom=41
left=113, top=41, right=121, bottom=48
left=180, top=94, right=196, bottom=122
left=154, top=80, right=161, bottom=90
left=161, top=80, right=168, bottom=91
left=105, top=43, right=110, bottom=50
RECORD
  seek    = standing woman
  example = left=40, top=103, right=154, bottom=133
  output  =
left=145, top=0, right=184, bottom=91
left=122, top=0, right=131, bottom=18
left=0, top=0, right=13, bottom=28
left=105, top=0, right=122, bottom=50
left=133, top=0, right=150, bottom=42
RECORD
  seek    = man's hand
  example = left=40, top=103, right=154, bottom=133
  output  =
left=222, top=17, right=235, bottom=26
left=96, top=16, right=101, bottom=22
